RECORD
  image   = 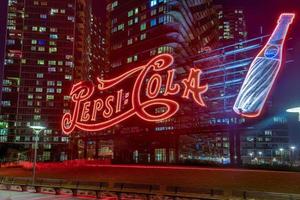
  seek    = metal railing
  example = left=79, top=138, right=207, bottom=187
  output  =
left=1, top=176, right=300, bottom=199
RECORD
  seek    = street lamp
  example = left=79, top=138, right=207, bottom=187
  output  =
left=290, top=146, right=296, bottom=166
left=29, top=125, right=46, bottom=184
left=258, top=151, right=263, bottom=164
left=286, top=107, right=300, bottom=121
left=279, top=148, right=284, bottom=164
left=249, top=152, right=254, bottom=164
left=290, top=146, right=296, bottom=151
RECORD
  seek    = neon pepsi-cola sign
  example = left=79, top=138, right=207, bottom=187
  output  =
left=62, top=13, right=295, bottom=134
left=62, top=54, right=208, bottom=134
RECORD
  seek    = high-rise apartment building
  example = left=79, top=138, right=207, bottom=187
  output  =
left=0, top=0, right=92, bottom=161
left=88, top=14, right=108, bottom=81
left=74, top=0, right=92, bottom=81
left=216, top=5, right=247, bottom=45
left=71, top=0, right=219, bottom=164
left=107, top=0, right=218, bottom=72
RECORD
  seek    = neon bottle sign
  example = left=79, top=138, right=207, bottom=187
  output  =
left=62, top=54, right=208, bottom=134
left=233, top=13, right=295, bottom=117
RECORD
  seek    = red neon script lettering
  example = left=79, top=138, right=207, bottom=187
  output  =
left=62, top=54, right=207, bottom=134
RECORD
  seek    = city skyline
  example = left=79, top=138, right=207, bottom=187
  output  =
left=0, top=0, right=299, bottom=165
left=0, top=1, right=300, bottom=199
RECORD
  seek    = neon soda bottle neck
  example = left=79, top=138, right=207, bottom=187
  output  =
left=268, top=14, right=295, bottom=45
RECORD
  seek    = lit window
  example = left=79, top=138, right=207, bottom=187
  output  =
left=159, top=5, right=164, bottom=12
left=49, top=41, right=56, bottom=46
left=111, top=1, right=118, bottom=10
left=37, top=60, right=44, bottom=65
left=47, top=81, right=55, bottom=86
left=49, top=47, right=57, bottom=53
left=67, top=16, right=75, bottom=22
left=50, top=28, right=58, bottom=32
left=7, top=39, right=15, bottom=45
left=50, top=8, right=59, bottom=15
left=47, top=95, right=54, bottom=100
left=128, top=19, right=133, bottom=26
left=31, top=40, right=37, bottom=44
left=40, top=14, right=47, bottom=19
left=151, top=9, right=157, bottom=16
left=140, top=23, right=146, bottom=31
left=134, top=17, right=139, bottom=23
left=38, top=47, right=45, bottom=52
left=36, top=73, right=44, bottom=78
left=140, top=33, right=146, bottom=40
left=133, top=55, right=138, bottom=61
left=38, top=40, right=46, bottom=45
left=2, top=87, right=11, bottom=93
left=39, top=27, right=46, bottom=32
left=134, top=8, right=139, bottom=14
left=127, top=57, right=132, bottom=63
left=65, top=61, right=73, bottom=67
left=150, top=49, right=156, bottom=56
left=35, top=88, right=43, bottom=92
left=150, top=0, right=157, bottom=7
left=47, top=88, right=55, bottom=93
left=65, top=75, right=72, bottom=80
left=127, top=38, right=133, bottom=45
left=117, top=24, right=124, bottom=31
left=48, top=60, right=56, bottom=65
left=48, top=67, right=56, bottom=72
left=49, top=34, right=58, bottom=39
left=34, top=115, right=41, bottom=120
left=32, top=26, right=38, bottom=31
left=27, top=101, right=33, bottom=106
left=128, top=10, right=134, bottom=17
left=150, top=19, right=157, bottom=27
left=1, top=101, right=11, bottom=107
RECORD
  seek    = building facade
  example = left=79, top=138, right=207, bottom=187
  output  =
left=216, top=5, right=247, bottom=46
left=87, top=14, right=108, bottom=81
left=71, top=0, right=220, bottom=163
left=69, top=1, right=292, bottom=166
left=0, top=0, right=92, bottom=161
